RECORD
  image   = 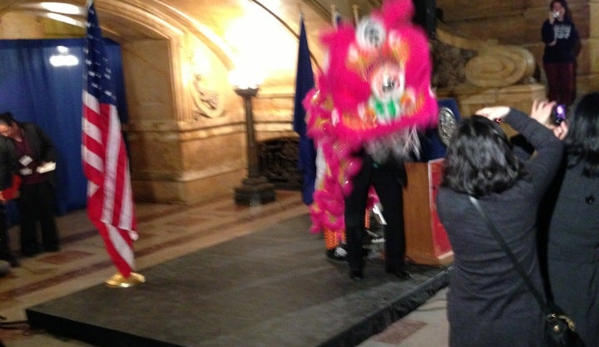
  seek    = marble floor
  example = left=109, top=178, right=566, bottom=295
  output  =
left=0, top=190, right=449, bottom=347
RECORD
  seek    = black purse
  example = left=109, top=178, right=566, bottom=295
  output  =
left=469, top=196, right=585, bottom=347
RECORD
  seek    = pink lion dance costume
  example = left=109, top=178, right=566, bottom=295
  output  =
left=304, top=0, right=438, bottom=278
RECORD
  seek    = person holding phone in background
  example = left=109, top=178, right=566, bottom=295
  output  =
left=541, top=0, right=580, bottom=106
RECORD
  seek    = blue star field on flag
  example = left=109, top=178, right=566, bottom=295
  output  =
left=84, top=3, right=116, bottom=106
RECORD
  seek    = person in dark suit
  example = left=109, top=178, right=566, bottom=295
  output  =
left=344, top=148, right=410, bottom=280
left=544, top=92, right=599, bottom=347
left=0, top=112, right=59, bottom=257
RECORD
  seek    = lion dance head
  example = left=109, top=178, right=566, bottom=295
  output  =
left=304, top=0, right=438, bottom=234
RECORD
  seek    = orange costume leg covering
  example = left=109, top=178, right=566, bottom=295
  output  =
left=324, top=227, right=345, bottom=250
left=324, top=208, right=370, bottom=251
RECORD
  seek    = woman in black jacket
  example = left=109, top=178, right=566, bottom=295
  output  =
left=0, top=112, right=59, bottom=257
left=545, top=92, right=599, bottom=347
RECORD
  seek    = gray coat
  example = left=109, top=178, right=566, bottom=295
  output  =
left=437, top=110, right=563, bottom=347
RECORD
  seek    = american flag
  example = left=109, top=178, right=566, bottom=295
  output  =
left=82, top=0, right=138, bottom=278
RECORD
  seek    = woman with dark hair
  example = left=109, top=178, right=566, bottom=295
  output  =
left=437, top=100, right=563, bottom=347
left=541, top=0, right=580, bottom=105
left=545, top=92, right=599, bottom=347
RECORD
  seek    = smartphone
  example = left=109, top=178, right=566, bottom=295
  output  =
left=551, top=104, right=567, bottom=124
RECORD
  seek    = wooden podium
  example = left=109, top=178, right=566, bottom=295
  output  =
left=403, top=159, right=453, bottom=266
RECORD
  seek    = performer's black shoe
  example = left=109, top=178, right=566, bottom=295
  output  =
left=6, top=255, right=19, bottom=268
left=21, top=244, right=41, bottom=258
left=0, top=253, right=19, bottom=268
left=0, top=250, right=21, bottom=267
left=21, top=250, right=40, bottom=258
left=363, top=229, right=385, bottom=245
left=326, top=246, right=347, bottom=263
left=349, top=268, right=364, bottom=281
left=386, top=266, right=413, bottom=280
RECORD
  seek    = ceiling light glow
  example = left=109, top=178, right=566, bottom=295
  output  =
left=40, top=2, right=82, bottom=15
left=47, top=12, right=83, bottom=27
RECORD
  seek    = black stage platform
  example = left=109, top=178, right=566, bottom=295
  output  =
left=26, top=214, right=450, bottom=347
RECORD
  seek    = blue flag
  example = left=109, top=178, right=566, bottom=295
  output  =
left=292, top=15, right=316, bottom=205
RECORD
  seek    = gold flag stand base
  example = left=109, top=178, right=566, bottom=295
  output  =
left=104, top=272, right=146, bottom=288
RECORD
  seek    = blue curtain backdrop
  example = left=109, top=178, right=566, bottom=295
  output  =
left=0, top=38, right=128, bottom=217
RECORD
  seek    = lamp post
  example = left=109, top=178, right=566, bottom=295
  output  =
left=232, top=85, right=276, bottom=206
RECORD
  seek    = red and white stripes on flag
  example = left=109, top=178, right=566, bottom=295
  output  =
left=82, top=1, right=138, bottom=278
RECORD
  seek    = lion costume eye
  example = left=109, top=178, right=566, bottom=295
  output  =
left=382, top=75, right=396, bottom=92
left=370, top=63, right=404, bottom=101
left=356, top=17, right=386, bottom=50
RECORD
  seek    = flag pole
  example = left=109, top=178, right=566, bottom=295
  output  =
left=353, top=5, right=360, bottom=25
left=331, top=4, right=342, bottom=29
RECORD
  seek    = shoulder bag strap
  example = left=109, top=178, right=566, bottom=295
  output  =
left=468, top=196, right=549, bottom=313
